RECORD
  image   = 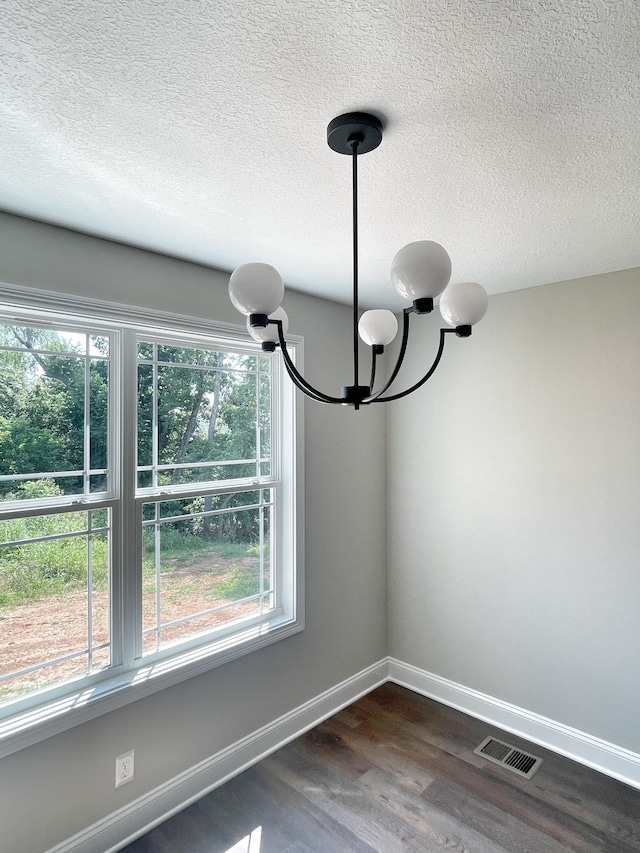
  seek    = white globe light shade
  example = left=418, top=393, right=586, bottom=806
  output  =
left=439, top=281, right=488, bottom=327
left=390, top=241, right=452, bottom=301
left=246, top=307, right=289, bottom=343
left=229, top=263, right=284, bottom=316
left=358, top=309, right=398, bottom=347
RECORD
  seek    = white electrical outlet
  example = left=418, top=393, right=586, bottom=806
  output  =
left=115, top=749, right=135, bottom=788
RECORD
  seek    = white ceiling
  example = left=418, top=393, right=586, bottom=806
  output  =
left=1, top=0, right=639, bottom=309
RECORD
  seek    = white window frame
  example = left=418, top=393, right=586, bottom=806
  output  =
left=0, top=283, right=304, bottom=759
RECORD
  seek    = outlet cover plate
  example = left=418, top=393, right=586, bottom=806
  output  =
left=115, top=749, right=135, bottom=788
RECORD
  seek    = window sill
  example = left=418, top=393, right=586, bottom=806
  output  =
left=0, top=614, right=303, bottom=759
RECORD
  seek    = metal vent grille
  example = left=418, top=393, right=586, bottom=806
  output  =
left=474, top=736, right=543, bottom=779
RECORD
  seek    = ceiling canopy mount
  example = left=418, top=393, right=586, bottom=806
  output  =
left=326, top=112, right=383, bottom=155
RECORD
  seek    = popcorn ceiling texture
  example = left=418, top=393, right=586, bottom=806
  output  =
left=1, top=0, right=639, bottom=307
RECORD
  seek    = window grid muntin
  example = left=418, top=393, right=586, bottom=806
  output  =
left=136, top=458, right=262, bottom=472
left=89, top=354, right=111, bottom=491
left=137, top=334, right=260, bottom=368
left=84, top=337, right=91, bottom=495
left=254, top=363, right=261, bottom=481
left=0, top=469, right=109, bottom=485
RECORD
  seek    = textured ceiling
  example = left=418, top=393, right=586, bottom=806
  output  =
left=1, top=0, right=639, bottom=309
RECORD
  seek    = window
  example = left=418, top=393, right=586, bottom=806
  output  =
left=0, top=287, right=302, bottom=755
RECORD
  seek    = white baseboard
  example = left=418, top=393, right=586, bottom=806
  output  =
left=49, top=657, right=640, bottom=851
left=388, top=657, right=640, bottom=791
left=48, top=659, right=388, bottom=853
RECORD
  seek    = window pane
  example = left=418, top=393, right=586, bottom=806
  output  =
left=90, top=335, right=110, bottom=357
left=0, top=325, right=87, bottom=355
left=90, top=527, right=110, bottom=668
left=156, top=345, right=220, bottom=367
left=89, top=358, right=109, bottom=486
left=154, top=491, right=260, bottom=519
left=90, top=474, right=108, bottom=493
left=137, top=360, right=153, bottom=476
left=137, top=341, right=154, bottom=360
left=0, top=323, right=110, bottom=502
left=137, top=336, right=271, bottom=489
left=260, top=373, right=271, bottom=462
left=0, top=509, right=111, bottom=703
left=218, top=352, right=257, bottom=372
left=155, top=365, right=258, bottom=468
left=141, top=495, right=272, bottom=654
left=152, top=462, right=256, bottom=483
left=0, top=477, right=85, bottom=501
left=0, top=351, right=85, bottom=490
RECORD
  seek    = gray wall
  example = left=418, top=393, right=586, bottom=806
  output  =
left=2, top=209, right=639, bottom=850
left=0, top=212, right=388, bottom=852
left=388, top=267, right=640, bottom=753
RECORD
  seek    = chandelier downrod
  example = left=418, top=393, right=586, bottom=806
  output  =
left=229, top=110, right=489, bottom=409
left=351, top=139, right=360, bottom=395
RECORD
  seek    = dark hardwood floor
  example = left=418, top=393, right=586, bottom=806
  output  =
left=121, top=683, right=640, bottom=852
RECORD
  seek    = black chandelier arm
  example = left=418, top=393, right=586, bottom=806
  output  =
left=371, top=327, right=458, bottom=403
left=272, top=320, right=345, bottom=404
left=368, top=348, right=378, bottom=391
left=280, top=347, right=340, bottom=404
left=362, top=309, right=412, bottom=404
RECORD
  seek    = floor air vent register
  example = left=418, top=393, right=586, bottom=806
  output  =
left=474, top=736, right=543, bottom=779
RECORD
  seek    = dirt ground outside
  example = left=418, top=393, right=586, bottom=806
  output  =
left=0, top=554, right=265, bottom=703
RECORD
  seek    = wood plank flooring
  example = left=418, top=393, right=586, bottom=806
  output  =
left=121, top=684, right=640, bottom=852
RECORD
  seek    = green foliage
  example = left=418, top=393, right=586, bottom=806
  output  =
left=0, top=535, right=106, bottom=607
left=140, top=527, right=264, bottom=575
left=0, top=481, right=108, bottom=606
left=0, top=417, right=65, bottom=475
left=140, top=525, right=216, bottom=576
left=218, top=541, right=255, bottom=560
left=216, top=567, right=265, bottom=600
left=0, top=326, right=110, bottom=496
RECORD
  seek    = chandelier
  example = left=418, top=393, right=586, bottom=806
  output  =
left=228, top=112, right=488, bottom=409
